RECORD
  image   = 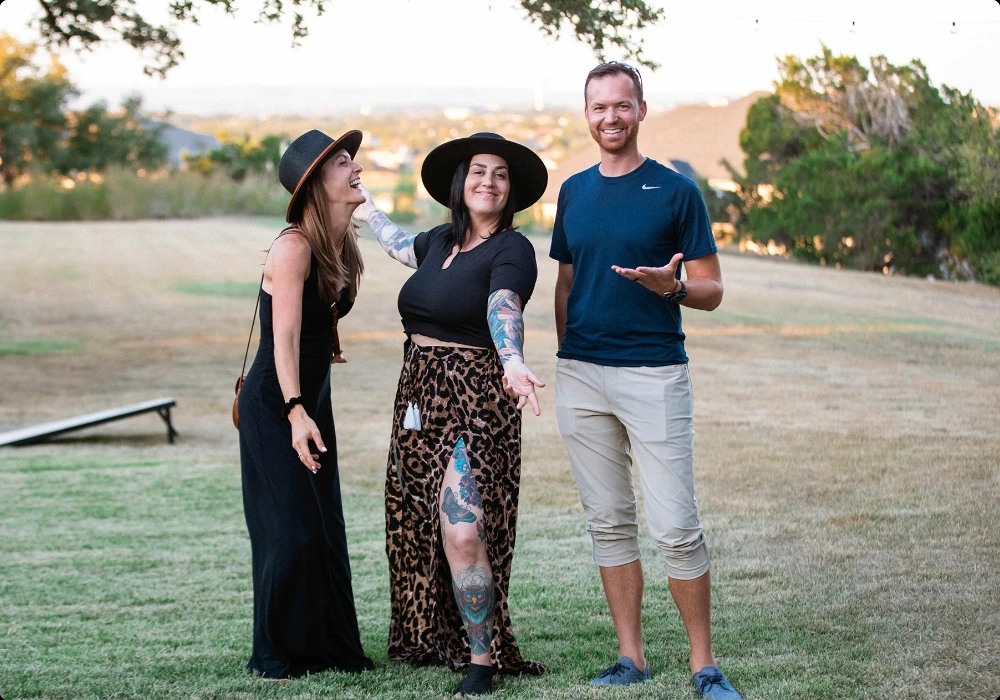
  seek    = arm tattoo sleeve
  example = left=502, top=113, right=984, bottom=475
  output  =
left=487, top=289, right=525, bottom=366
left=368, top=210, right=418, bottom=269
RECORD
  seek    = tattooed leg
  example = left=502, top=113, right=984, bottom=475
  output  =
left=442, top=487, right=477, bottom=524
left=439, top=437, right=494, bottom=664
left=452, top=437, right=472, bottom=475
left=453, top=564, right=495, bottom=657
left=453, top=438, right=484, bottom=508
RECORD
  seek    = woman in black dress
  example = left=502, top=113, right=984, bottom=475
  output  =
left=237, top=129, right=374, bottom=680
left=352, top=133, right=548, bottom=696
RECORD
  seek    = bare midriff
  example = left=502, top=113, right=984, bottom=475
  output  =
left=410, top=333, right=481, bottom=349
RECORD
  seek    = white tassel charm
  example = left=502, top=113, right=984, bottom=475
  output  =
left=403, top=401, right=422, bottom=431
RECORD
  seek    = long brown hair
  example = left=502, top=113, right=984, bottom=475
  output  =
left=292, top=177, right=364, bottom=305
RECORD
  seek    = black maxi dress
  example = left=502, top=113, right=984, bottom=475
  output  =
left=237, top=255, right=373, bottom=679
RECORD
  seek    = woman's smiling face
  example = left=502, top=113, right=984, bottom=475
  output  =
left=462, top=153, right=510, bottom=219
left=319, top=149, right=365, bottom=206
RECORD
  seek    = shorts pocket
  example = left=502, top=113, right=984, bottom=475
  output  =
left=555, top=404, right=578, bottom=437
left=633, top=390, right=668, bottom=443
left=622, top=365, right=691, bottom=444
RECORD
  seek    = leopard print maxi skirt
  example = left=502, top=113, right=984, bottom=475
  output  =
left=385, top=340, right=544, bottom=675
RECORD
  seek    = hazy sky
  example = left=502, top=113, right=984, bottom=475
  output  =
left=3, top=0, right=998, bottom=107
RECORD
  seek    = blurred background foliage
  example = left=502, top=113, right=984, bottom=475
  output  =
left=2, top=31, right=998, bottom=284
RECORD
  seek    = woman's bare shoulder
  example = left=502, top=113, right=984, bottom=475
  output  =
left=266, top=230, right=312, bottom=281
left=272, top=229, right=311, bottom=253
left=271, top=231, right=312, bottom=261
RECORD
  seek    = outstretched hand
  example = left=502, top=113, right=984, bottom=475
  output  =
left=612, top=252, right=684, bottom=296
left=352, top=182, right=377, bottom=223
left=502, top=360, right=545, bottom=416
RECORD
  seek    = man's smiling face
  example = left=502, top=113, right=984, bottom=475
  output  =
left=584, top=72, right=647, bottom=154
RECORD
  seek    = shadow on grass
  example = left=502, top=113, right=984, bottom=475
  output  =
left=41, top=433, right=177, bottom=447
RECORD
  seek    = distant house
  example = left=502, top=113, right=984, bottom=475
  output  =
left=147, top=121, right=220, bottom=167
left=368, top=146, right=415, bottom=172
left=668, top=159, right=698, bottom=182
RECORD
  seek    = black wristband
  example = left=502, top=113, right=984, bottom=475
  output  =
left=283, top=396, right=304, bottom=417
left=663, top=280, right=687, bottom=303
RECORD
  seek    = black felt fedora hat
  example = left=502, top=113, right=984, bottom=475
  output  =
left=279, top=129, right=363, bottom=222
left=420, top=132, right=548, bottom=212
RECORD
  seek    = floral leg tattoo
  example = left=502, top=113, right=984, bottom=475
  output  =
left=453, top=438, right=483, bottom=508
left=443, top=487, right=477, bottom=524
left=453, top=437, right=471, bottom=474
left=452, top=564, right=495, bottom=657
left=442, top=439, right=479, bottom=524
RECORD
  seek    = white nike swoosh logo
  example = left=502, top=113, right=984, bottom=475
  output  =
left=642, top=184, right=660, bottom=190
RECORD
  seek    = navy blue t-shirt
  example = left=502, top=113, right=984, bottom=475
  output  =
left=549, top=158, right=717, bottom=367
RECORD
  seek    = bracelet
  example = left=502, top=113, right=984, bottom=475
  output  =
left=283, top=396, right=304, bottom=418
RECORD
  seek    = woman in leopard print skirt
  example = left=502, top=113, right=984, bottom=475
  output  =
left=352, top=133, right=548, bottom=696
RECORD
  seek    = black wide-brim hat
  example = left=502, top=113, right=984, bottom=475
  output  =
left=279, top=129, right=363, bottom=222
left=420, top=132, right=548, bottom=212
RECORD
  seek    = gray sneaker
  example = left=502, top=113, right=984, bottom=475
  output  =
left=692, top=665, right=743, bottom=699
left=590, top=656, right=651, bottom=686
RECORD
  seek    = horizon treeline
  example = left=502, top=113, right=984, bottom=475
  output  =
left=3, top=34, right=999, bottom=285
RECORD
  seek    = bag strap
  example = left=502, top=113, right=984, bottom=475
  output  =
left=331, top=305, right=342, bottom=358
left=239, top=227, right=299, bottom=378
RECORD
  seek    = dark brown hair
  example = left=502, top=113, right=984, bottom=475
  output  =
left=584, top=61, right=644, bottom=106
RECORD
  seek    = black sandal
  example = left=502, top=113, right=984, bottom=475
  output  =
left=455, top=663, right=495, bottom=697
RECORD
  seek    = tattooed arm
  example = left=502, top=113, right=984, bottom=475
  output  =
left=352, top=183, right=418, bottom=269
left=487, top=289, right=545, bottom=416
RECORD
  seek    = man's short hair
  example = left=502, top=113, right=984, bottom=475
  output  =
left=584, top=61, right=644, bottom=105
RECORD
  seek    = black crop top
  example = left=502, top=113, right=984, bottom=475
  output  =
left=397, top=224, right=538, bottom=348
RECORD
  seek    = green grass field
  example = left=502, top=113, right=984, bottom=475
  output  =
left=0, top=219, right=997, bottom=699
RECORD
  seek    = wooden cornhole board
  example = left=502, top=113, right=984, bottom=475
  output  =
left=0, top=398, right=178, bottom=447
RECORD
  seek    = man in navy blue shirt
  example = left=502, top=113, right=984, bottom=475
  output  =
left=550, top=62, right=742, bottom=700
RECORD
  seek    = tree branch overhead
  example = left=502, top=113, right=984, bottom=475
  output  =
left=28, top=0, right=663, bottom=77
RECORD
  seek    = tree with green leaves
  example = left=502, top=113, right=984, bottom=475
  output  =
left=729, top=47, right=1000, bottom=283
left=0, top=33, right=74, bottom=186
left=186, top=133, right=282, bottom=180
left=26, top=0, right=663, bottom=77
left=950, top=100, right=1000, bottom=284
left=391, top=170, right=417, bottom=223
left=59, top=95, right=167, bottom=174
left=0, top=33, right=167, bottom=185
